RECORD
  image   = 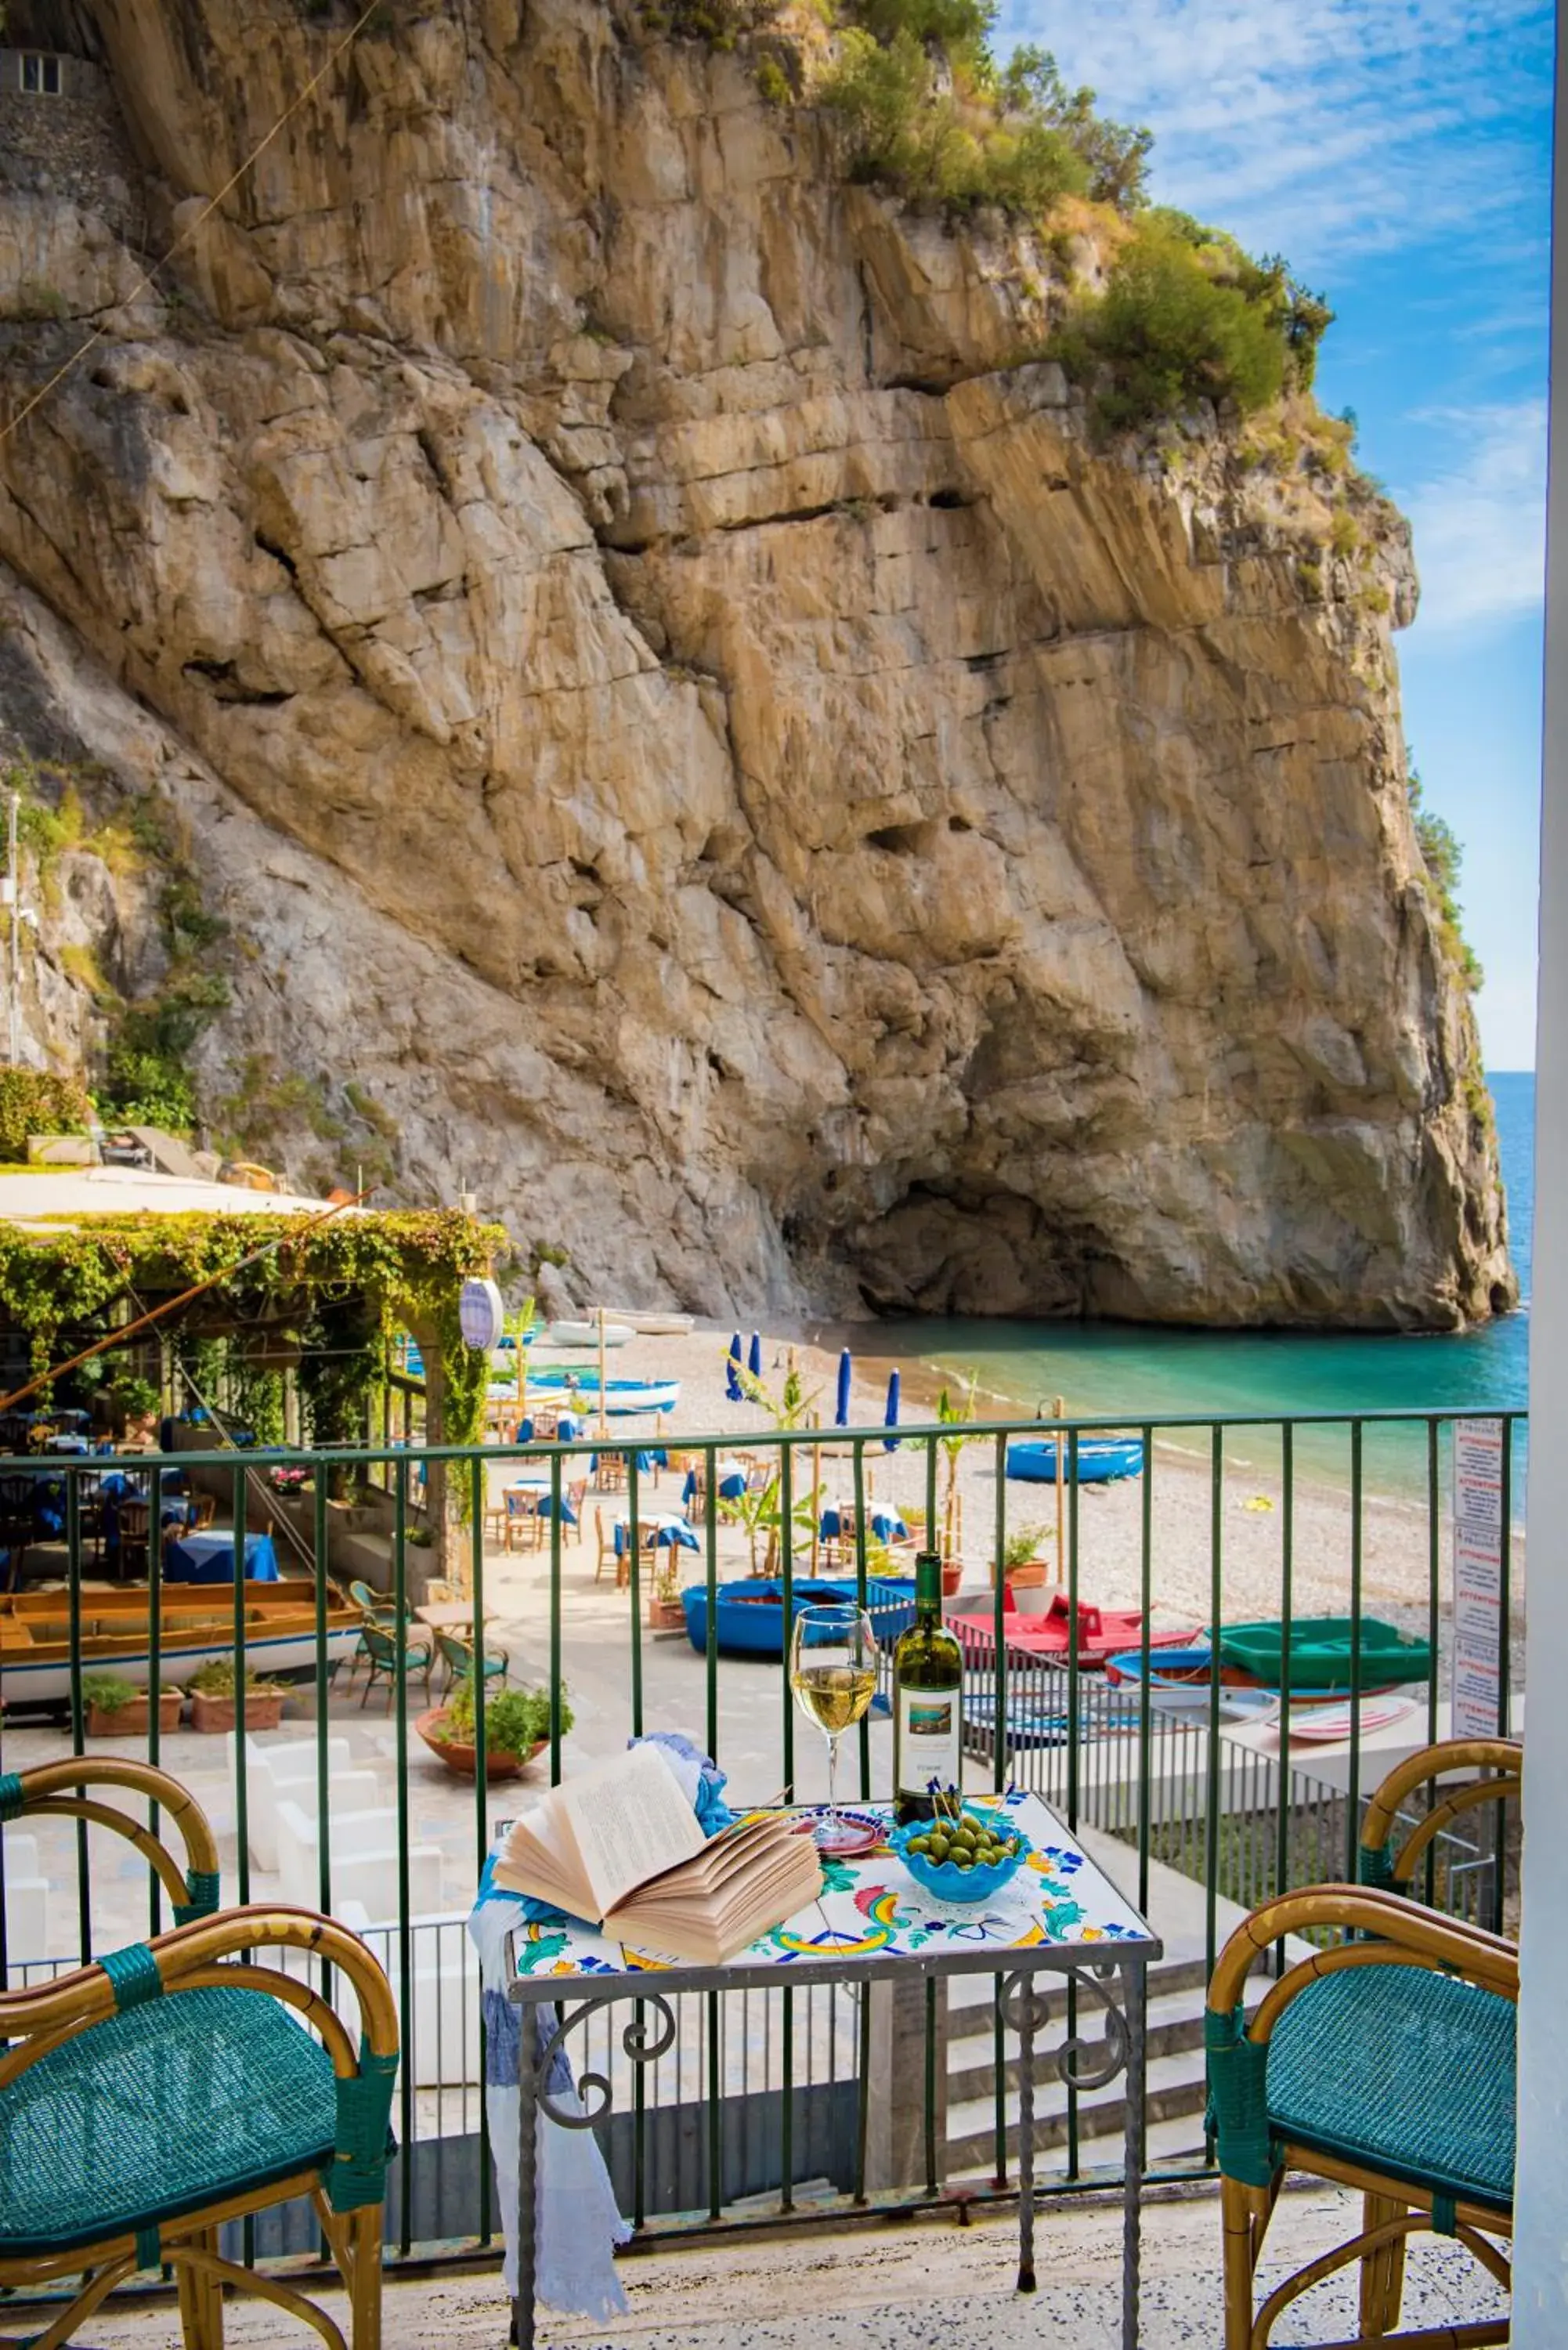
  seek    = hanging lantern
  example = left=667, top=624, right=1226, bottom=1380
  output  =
left=457, top=1277, right=504, bottom=1352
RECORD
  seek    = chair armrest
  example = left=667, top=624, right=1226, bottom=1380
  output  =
left=1359, top=1737, right=1523, bottom=1890
left=0, top=1901, right=399, bottom=2063
left=1209, top=1883, right=1518, bottom=2021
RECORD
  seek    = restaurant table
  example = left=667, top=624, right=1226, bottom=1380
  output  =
left=612, top=1514, right=698, bottom=1556
left=162, top=1529, right=280, bottom=1584
left=506, top=1790, right=1158, bottom=2350
left=818, top=1502, right=909, bottom=1543
left=414, top=1600, right=483, bottom=1633
left=681, top=1458, right=750, bottom=1506
left=506, top=1478, right=580, bottom=1527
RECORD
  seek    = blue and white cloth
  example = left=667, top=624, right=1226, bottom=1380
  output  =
left=819, top=1504, right=908, bottom=1543
left=466, top=1734, right=733, bottom=2316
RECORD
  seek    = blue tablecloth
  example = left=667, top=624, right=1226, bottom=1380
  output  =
left=506, top=1484, right=580, bottom=1528
left=591, top=1449, right=667, bottom=1476
left=516, top=1414, right=583, bottom=1444
left=819, top=1506, right=908, bottom=1543
left=682, top=1466, right=747, bottom=1505
left=163, top=1530, right=280, bottom=1584
left=613, top=1517, right=699, bottom=1556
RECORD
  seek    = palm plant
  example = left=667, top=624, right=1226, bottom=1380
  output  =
left=935, top=1371, right=980, bottom=1558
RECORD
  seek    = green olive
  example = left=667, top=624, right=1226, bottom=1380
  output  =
left=952, top=1851, right=973, bottom=1868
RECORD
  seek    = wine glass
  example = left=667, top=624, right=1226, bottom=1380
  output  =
left=789, top=1602, right=880, bottom=1854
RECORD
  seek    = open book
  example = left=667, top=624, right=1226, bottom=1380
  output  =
left=493, top=1742, right=822, bottom=1965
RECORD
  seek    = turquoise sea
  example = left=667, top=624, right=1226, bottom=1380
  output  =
left=862, top=1072, right=1534, bottom=1502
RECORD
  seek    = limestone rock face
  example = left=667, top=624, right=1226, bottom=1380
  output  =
left=0, top=0, right=1513, bottom=1326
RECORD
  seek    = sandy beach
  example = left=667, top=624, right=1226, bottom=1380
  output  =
left=521, top=1320, right=1524, bottom=1636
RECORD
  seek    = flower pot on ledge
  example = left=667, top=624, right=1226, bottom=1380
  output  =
left=87, top=1689, right=184, bottom=1738
left=192, top=1690, right=286, bottom=1734
left=941, top=1560, right=964, bottom=1600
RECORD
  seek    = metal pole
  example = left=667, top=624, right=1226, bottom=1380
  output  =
left=1053, top=1394, right=1066, bottom=1582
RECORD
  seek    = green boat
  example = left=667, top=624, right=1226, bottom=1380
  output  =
left=1218, top=1617, right=1433, bottom=1694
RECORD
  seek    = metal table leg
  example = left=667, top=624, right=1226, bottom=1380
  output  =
left=1122, top=1958, right=1147, bottom=2350
left=513, top=2005, right=537, bottom=2350
left=1001, top=1971, right=1053, bottom=2294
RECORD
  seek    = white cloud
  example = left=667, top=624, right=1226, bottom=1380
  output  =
left=1401, top=400, right=1547, bottom=631
left=995, top=0, right=1554, bottom=269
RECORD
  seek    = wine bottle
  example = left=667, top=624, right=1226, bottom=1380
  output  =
left=891, top=1549, right=963, bottom=1824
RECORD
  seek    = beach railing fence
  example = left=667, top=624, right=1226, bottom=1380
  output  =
left=0, top=1404, right=1523, bottom=2281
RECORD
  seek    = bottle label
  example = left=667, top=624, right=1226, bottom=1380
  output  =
left=896, top=1685, right=961, bottom=1800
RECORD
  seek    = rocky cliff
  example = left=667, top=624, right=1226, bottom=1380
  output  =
left=0, top=0, right=1514, bottom=1325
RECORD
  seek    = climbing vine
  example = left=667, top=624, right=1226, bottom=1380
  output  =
left=0, top=1209, right=508, bottom=1415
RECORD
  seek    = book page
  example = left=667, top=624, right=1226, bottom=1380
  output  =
left=558, top=1742, right=706, bottom=1918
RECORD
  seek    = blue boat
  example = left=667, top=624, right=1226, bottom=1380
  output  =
left=682, top=1577, right=916, bottom=1658
left=1006, top=1437, right=1144, bottom=1484
left=524, top=1372, right=680, bottom=1415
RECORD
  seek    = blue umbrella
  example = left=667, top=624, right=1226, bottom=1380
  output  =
left=748, top=1331, right=762, bottom=1381
left=835, top=1348, right=852, bottom=1429
left=725, top=1332, right=744, bottom=1403
left=883, top=1368, right=901, bottom=1452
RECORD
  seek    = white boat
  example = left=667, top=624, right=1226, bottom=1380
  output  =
left=605, top=1311, right=696, bottom=1336
left=546, top=1320, right=634, bottom=1348
left=0, top=1582, right=363, bottom=1707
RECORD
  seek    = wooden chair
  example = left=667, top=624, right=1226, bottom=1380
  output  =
left=594, top=1450, right=628, bottom=1495
left=565, top=1477, right=589, bottom=1542
left=189, top=1491, right=219, bottom=1531
left=503, top=1489, right=545, bottom=1552
left=0, top=1757, right=398, bottom=2349
left=115, top=1497, right=151, bottom=1579
left=1207, top=1883, right=1516, bottom=2348
left=1358, top=1736, right=1522, bottom=1911
left=593, top=1506, right=627, bottom=1590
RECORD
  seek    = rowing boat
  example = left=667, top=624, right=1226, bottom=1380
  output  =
left=0, top=1580, right=363, bottom=1706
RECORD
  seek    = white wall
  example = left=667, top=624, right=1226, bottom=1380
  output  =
left=1506, top=3, right=1568, bottom=2328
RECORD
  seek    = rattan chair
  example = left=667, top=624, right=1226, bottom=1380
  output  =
left=1207, top=1882, right=1516, bottom=2348
left=0, top=1757, right=399, bottom=2349
left=1358, top=1736, right=1523, bottom=1909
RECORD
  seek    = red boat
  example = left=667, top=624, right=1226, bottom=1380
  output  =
left=950, top=1593, right=1202, bottom=1668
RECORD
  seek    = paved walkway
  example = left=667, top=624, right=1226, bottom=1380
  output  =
left=77, top=2186, right=1509, bottom=2346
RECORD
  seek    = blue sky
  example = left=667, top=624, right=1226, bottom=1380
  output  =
left=995, top=0, right=1555, bottom=1068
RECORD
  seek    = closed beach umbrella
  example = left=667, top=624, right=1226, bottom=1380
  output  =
left=725, top=1332, right=743, bottom=1403
left=835, top=1348, right=852, bottom=1428
left=748, top=1331, right=762, bottom=1381
left=883, top=1368, right=901, bottom=1452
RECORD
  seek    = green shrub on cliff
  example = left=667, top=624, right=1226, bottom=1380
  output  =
left=818, top=9, right=1149, bottom=216
left=0, top=1069, right=92, bottom=1162
left=1049, top=215, right=1330, bottom=433
left=1408, top=768, right=1483, bottom=992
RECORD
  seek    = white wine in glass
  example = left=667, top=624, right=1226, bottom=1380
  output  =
left=789, top=1601, right=879, bottom=1853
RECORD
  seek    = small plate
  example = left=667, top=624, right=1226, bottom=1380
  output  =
left=797, top=1806, right=884, bottom=1856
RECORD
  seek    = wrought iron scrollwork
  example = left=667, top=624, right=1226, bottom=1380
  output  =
left=533, top=1991, right=678, bottom=2129
left=999, top=1959, right=1129, bottom=2090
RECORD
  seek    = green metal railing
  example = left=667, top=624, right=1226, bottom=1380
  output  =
left=0, top=1402, right=1524, bottom=2269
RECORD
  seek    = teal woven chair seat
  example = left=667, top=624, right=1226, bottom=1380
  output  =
left=0, top=1983, right=341, bottom=2255
left=1267, top=1965, right=1515, bottom=2211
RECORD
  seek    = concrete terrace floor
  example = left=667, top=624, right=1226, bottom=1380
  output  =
left=74, top=2186, right=1509, bottom=2347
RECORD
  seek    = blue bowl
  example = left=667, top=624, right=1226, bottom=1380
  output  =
left=889, top=1809, right=1033, bottom=1903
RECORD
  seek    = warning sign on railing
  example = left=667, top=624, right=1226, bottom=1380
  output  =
left=1452, top=1418, right=1505, bottom=1738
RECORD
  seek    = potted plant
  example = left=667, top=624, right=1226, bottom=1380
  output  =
left=82, top=1672, right=184, bottom=1737
left=649, top=1550, right=687, bottom=1633
left=187, top=1655, right=289, bottom=1733
left=106, top=1372, right=161, bottom=1448
left=1000, top=1524, right=1053, bottom=1616
left=417, top=1675, right=571, bottom=1781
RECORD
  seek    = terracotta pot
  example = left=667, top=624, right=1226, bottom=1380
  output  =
left=86, top=1689, right=184, bottom=1738
left=415, top=1705, right=544, bottom=1781
left=1006, top=1562, right=1052, bottom=1618
left=648, top=1596, right=688, bottom=1632
left=191, top=1690, right=286, bottom=1733
left=941, top=1560, right=963, bottom=1600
